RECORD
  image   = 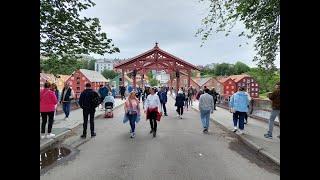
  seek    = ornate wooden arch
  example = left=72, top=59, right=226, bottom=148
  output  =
left=114, top=43, right=200, bottom=90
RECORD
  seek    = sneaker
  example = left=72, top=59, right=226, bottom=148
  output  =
left=91, top=133, right=96, bottom=137
left=130, top=132, right=135, bottom=138
left=65, top=117, right=69, bottom=121
left=238, top=130, right=244, bottom=135
left=180, top=115, right=183, bottom=119
left=164, top=113, right=168, bottom=116
left=80, top=134, right=86, bottom=138
left=41, top=133, right=46, bottom=139
left=264, top=133, right=272, bottom=139
left=153, top=131, right=156, bottom=137
left=177, top=114, right=180, bottom=118
left=47, top=133, right=55, bottom=138
left=233, top=127, right=238, bottom=133
left=150, top=130, right=153, bottom=134
left=203, top=128, right=208, bottom=133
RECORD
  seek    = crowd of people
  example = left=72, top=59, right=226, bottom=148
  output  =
left=40, top=81, right=280, bottom=141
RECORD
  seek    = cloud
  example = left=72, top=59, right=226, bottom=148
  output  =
left=83, top=0, right=280, bottom=68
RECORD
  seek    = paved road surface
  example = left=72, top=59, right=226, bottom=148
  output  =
left=41, top=98, right=279, bottom=180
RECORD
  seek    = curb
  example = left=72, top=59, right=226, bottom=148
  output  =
left=191, top=105, right=280, bottom=166
left=40, top=101, right=125, bottom=151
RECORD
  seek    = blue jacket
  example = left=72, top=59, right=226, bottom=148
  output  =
left=98, top=87, right=108, bottom=98
left=229, top=91, right=249, bottom=112
left=128, top=85, right=133, bottom=93
left=158, top=91, right=167, bottom=104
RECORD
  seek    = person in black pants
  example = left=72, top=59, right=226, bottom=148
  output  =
left=79, top=83, right=100, bottom=138
left=144, top=87, right=161, bottom=137
left=175, top=89, right=185, bottom=119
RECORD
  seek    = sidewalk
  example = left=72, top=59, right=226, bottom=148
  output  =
left=40, top=98, right=126, bottom=151
left=192, top=100, right=280, bottom=166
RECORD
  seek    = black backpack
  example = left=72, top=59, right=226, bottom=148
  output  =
left=91, top=91, right=101, bottom=108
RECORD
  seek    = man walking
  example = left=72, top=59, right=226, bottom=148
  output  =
left=158, top=87, right=168, bottom=116
left=229, top=87, right=250, bottom=135
left=198, top=88, right=214, bottom=133
left=79, top=83, right=100, bottom=138
left=264, top=82, right=280, bottom=139
left=60, top=82, right=75, bottom=120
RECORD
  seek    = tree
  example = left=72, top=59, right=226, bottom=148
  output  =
left=234, top=61, right=250, bottom=74
left=40, top=0, right=120, bottom=58
left=88, top=59, right=96, bottom=70
left=40, top=56, right=85, bottom=75
left=196, top=0, right=280, bottom=71
left=214, top=63, right=235, bottom=76
left=101, top=69, right=119, bottom=80
left=149, top=78, right=159, bottom=87
left=247, top=68, right=280, bottom=93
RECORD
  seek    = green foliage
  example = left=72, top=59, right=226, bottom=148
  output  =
left=214, top=63, right=235, bottom=76
left=149, top=78, right=159, bottom=87
left=196, top=0, right=280, bottom=71
left=40, top=0, right=120, bottom=58
left=234, top=61, right=250, bottom=74
left=40, top=56, right=85, bottom=75
left=101, top=69, right=119, bottom=80
left=247, top=68, right=280, bottom=93
left=147, top=71, right=153, bottom=79
left=88, top=59, right=96, bottom=70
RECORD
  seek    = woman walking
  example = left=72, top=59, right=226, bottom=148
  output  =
left=124, top=91, right=141, bottom=138
left=175, top=89, right=185, bottom=119
left=40, top=82, right=58, bottom=139
left=144, top=87, right=161, bottom=137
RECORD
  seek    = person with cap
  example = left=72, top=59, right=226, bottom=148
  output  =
left=229, top=86, right=250, bottom=135
left=144, top=87, right=162, bottom=137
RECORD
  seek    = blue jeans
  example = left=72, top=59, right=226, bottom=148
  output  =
left=267, top=110, right=280, bottom=136
left=128, top=113, right=137, bottom=133
left=200, top=109, right=211, bottom=129
left=62, top=102, right=71, bottom=118
left=233, top=111, right=246, bottom=130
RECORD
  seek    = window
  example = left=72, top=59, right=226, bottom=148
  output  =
left=242, top=83, right=245, bottom=86
left=243, top=79, right=245, bottom=82
left=226, top=91, right=229, bottom=94
left=82, top=77, right=85, bottom=80
left=229, top=81, right=232, bottom=84
left=184, top=79, right=187, bottom=84
left=231, top=86, right=234, bottom=89
left=255, top=93, right=258, bottom=96
left=76, top=87, right=80, bottom=91
left=231, top=91, right=234, bottom=94
left=251, top=93, right=254, bottom=96
left=251, top=88, right=254, bottom=91
left=247, top=79, right=250, bottom=83
left=238, top=83, right=241, bottom=86
left=256, top=88, right=258, bottom=91
left=255, top=83, right=258, bottom=86
left=226, top=86, right=229, bottom=89
left=251, top=79, right=254, bottom=82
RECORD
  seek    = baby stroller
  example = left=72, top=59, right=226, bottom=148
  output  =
left=104, top=102, right=114, bottom=118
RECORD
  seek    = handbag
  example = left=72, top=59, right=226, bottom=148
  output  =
left=156, top=111, right=162, bottom=121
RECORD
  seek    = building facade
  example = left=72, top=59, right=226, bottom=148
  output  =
left=95, top=59, right=114, bottom=73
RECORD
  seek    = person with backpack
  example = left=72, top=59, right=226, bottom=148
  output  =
left=79, top=83, right=100, bottom=138
left=158, top=87, right=168, bottom=116
left=175, top=89, right=185, bottom=119
left=40, top=82, right=58, bottom=139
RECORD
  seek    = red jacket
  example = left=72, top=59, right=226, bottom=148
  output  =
left=40, top=88, right=58, bottom=112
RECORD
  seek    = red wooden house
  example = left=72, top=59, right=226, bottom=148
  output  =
left=229, top=74, right=259, bottom=98
left=65, top=69, right=108, bottom=99
left=219, top=77, right=237, bottom=97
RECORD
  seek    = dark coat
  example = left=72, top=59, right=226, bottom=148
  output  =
left=175, top=93, right=185, bottom=107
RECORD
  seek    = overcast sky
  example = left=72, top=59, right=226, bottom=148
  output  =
left=81, top=0, right=280, bottom=68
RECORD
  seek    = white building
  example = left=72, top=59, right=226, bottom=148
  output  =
left=95, top=59, right=114, bottom=73
left=156, top=70, right=170, bottom=85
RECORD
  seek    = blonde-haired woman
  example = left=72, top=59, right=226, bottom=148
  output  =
left=124, top=91, right=141, bottom=138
